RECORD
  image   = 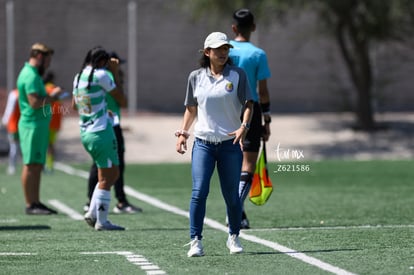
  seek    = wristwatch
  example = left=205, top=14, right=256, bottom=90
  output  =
left=241, top=122, right=250, bottom=129
left=264, top=116, right=272, bottom=124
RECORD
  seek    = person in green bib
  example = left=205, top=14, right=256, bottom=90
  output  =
left=72, top=46, right=125, bottom=231
left=17, top=43, right=63, bottom=215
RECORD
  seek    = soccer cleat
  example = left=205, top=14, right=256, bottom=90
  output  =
left=185, top=237, right=205, bottom=257
left=113, top=202, right=143, bottom=214
left=226, top=234, right=243, bottom=254
left=95, top=220, right=125, bottom=231
left=26, top=203, right=58, bottom=215
left=84, top=212, right=96, bottom=228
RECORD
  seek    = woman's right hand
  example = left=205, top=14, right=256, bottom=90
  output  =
left=176, top=136, right=188, bottom=154
left=107, top=58, right=120, bottom=74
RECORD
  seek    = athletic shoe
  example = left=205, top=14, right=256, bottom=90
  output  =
left=185, top=236, right=205, bottom=257
left=95, top=221, right=125, bottom=231
left=7, top=165, right=16, bottom=175
left=113, top=202, right=143, bottom=214
left=25, top=203, right=57, bottom=215
left=226, top=234, right=243, bottom=254
left=37, top=202, right=58, bottom=214
left=83, top=203, right=90, bottom=213
left=240, top=218, right=250, bottom=229
left=84, top=212, right=96, bottom=228
left=240, top=211, right=250, bottom=229
left=225, top=214, right=250, bottom=229
left=43, top=167, right=54, bottom=174
left=26, top=204, right=52, bottom=215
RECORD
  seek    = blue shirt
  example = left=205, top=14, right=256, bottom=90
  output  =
left=229, top=40, right=271, bottom=102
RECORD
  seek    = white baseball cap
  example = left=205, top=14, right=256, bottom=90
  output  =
left=204, top=32, right=233, bottom=49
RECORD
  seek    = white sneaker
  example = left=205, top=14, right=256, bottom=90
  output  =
left=185, top=237, right=205, bottom=257
left=226, top=234, right=243, bottom=254
left=83, top=203, right=90, bottom=213
left=7, top=165, right=15, bottom=175
left=113, top=202, right=143, bottom=214
left=84, top=212, right=96, bottom=228
left=95, top=220, right=125, bottom=231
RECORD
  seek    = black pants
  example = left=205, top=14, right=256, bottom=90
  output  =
left=87, top=124, right=127, bottom=203
left=241, top=101, right=263, bottom=152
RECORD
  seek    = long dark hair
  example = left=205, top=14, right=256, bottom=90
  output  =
left=198, top=50, right=233, bottom=68
left=75, top=46, right=109, bottom=90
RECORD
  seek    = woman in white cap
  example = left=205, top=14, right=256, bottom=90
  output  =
left=176, top=32, right=254, bottom=257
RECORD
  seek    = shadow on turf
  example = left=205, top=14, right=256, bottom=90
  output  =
left=308, top=120, right=414, bottom=159
left=0, top=225, right=51, bottom=231
left=136, top=228, right=187, bottom=232
left=245, top=248, right=361, bottom=256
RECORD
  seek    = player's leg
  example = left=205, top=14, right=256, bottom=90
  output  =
left=83, top=126, right=123, bottom=230
left=239, top=101, right=262, bottom=228
left=94, top=165, right=122, bottom=230
left=112, top=125, right=142, bottom=214
left=217, top=140, right=243, bottom=253
left=21, top=123, right=57, bottom=214
left=7, top=133, right=18, bottom=174
left=84, top=163, right=98, bottom=212
left=21, top=164, right=42, bottom=206
left=45, top=129, right=57, bottom=172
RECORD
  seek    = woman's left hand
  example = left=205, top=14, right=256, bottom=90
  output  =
left=228, top=126, right=248, bottom=150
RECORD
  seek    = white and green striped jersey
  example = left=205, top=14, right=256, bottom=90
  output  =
left=72, top=66, right=116, bottom=133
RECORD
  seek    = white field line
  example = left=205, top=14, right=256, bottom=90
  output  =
left=0, top=252, right=36, bottom=256
left=80, top=251, right=166, bottom=274
left=48, top=199, right=84, bottom=220
left=55, top=162, right=356, bottom=275
left=54, top=162, right=89, bottom=179
left=0, top=219, right=18, bottom=223
left=248, top=224, right=414, bottom=232
left=124, top=186, right=356, bottom=275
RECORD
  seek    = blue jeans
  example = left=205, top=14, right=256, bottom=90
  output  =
left=189, top=138, right=243, bottom=240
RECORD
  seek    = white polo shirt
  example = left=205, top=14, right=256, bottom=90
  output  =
left=184, top=64, right=253, bottom=142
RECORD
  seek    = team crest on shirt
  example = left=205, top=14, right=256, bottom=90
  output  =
left=225, top=82, right=234, bottom=92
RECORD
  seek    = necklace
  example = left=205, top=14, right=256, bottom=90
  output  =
left=210, top=66, right=223, bottom=78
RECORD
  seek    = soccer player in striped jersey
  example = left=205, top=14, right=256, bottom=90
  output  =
left=72, top=46, right=125, bottom=231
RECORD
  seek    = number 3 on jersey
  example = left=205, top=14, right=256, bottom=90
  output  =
left=75, top=95, right=92, bottom=115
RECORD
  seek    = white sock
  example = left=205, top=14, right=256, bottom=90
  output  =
left=88, top=183, right=100, bottom=218
left=95, top=188, right=111, bottom=225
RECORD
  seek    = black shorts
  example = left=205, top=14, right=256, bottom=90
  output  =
left=242, top=101, right=263, bottom=152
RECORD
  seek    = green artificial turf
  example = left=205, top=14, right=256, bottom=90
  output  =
left=0, top=160, right=413, bottom=274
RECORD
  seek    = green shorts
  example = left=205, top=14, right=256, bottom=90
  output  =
left=81, top=126, right=119, bottom=168
left=19, top=122, right=50, bottom=165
